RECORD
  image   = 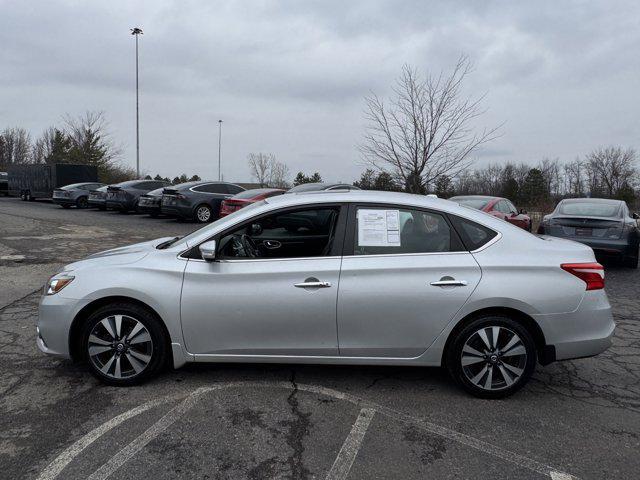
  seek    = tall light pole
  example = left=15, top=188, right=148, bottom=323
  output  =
left=131, top=27, right=143, bottom=178
left=218, top=119, right=223, bottom=181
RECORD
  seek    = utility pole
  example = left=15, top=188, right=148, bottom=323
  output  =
left=218, top=119, right=223, bottom=181
left=131, top=27, right=143, bottom=178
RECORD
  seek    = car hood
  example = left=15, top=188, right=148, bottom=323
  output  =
left=63, top=237, right=174, bottom=270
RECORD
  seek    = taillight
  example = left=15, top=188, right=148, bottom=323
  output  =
left=561, top=263, right=604, bottom=290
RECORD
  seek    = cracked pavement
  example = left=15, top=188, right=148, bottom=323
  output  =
left=1, top=197, right=639, bottom=479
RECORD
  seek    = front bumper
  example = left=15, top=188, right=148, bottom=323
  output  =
left=37, top=294, right=86, bottom=359
left=533, top=290, right=615, bottom=361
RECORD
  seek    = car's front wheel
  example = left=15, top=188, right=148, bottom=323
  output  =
left=81, top=302, right=167, bottom=386
left=446, top=315, right=537, bottom=398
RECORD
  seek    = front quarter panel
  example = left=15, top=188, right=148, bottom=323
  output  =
left=38, top=249, right=188, bottom=359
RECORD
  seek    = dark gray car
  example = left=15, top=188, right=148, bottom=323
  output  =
left=88, top=186, right=109, bottom=210
left=106, top=180, right=170, bottom=213
left=52, top=182, right=105, bottom=209
left=538, top=198, right=640, bottom=268
left=160, top=181, right=245, bottom=223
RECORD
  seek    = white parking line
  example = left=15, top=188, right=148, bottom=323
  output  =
left=35, top=394, right=182, bottom=480
left=325, top=408, right=376, bottom=480
left=38, top=382, right=579, bottom=480
left=86, top=388, right=207, bottom=480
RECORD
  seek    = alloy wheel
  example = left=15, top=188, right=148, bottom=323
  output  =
left=460, top=326, right=527, bottom=391
left=196, top=206, right=212, bottom=222
left=87, top=315, right=153, bottom=380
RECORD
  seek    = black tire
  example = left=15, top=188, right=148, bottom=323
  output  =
left=446, top=315, right=537, bottom=399
left=25, top=191, right=33, bottom=201
left=80, top=302, right=168, bottom=386
left=76, top=196, right=89, bottom=209
left=20, top=191, right=26, bottom=201
left=194, top=204, right=213, bottom=223
left=624, top=254, right=639, bottom=269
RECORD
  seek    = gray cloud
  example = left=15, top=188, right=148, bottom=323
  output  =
left=1, top=0, right=638, bottom=182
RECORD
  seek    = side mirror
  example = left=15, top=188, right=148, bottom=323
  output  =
left=199, top=240, right=217, bottom=262
left=633, top=212, right=639, bottom=220
left=519, top=208, right=527, bottom=215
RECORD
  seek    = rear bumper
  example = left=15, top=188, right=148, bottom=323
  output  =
left=533, top=290, right=615, bottom=361
left=138, top=204, right=161, bottom=215
left=88, top=198, right=106, bottom=208
left=52, top=198, right=75, bottom=206
left=106, top=199, right=135, bottom=211
left=161, top=204, right=193, bottom=218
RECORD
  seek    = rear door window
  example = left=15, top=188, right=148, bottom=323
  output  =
left=449, top=215, right=498, bottom=251
left=226, top=184, right=245, bottom=194
left=351, top=206, right=463, bottom=255
left=194, top=183, right=227, bottom=194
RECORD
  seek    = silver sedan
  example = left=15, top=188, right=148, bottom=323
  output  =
left=37, top=191, right=614, bottom=398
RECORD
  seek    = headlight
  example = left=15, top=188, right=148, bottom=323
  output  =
left=45, top=275, right=75, bottom=295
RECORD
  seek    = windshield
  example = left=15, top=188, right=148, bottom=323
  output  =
left=559, top=202, right=620, bottom=217
left=176, top=200, right=268, bottom=246
left=451, top=197, right=490, bottom=210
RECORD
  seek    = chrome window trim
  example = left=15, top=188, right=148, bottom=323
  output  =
left=470, top=231, right=503, bottom=253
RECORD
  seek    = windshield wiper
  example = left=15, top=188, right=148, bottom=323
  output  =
left=156, top=236, right=182, bottom=249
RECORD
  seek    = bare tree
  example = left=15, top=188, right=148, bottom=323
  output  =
left=361, top=56, right=501, bottom=193
left=562, top=158, right=585, bottom=196
left=585, top=146, right=637, bottom=197
left=63, top=111, right=122, bottom=178
left=248, top=153, right=276, bottom=186
left=269, top=160, right=290, bottom=189
left=247, top=152, right=290, bottom=188
left=0, top=127, right=31, bottom=165
left=31, top=127, right=57, bottom=164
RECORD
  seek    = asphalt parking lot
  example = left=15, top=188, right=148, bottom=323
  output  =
left=1, top=197, right=639, bottom=479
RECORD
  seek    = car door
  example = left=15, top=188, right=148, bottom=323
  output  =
left=180, top=203, right=347, bottom=356
left=337, top=204, right=482, bottom=358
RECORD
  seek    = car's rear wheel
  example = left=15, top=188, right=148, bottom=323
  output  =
left=446, top=315, right=537, bottom=399
left=195, top=204, right=213, bottom=223
left=624, top=254, right=639, bottom=269
left=76, top=196, right=89, bottom=209
left=80, top=303, right=167, bottom=386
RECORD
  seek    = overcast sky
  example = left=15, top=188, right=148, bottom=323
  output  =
left=1, top=0, right=639, bottom=183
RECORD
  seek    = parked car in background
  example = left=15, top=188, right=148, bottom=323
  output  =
left=449, top=195, right=532, bottom=231
left=538, top=198, right=640, bottom=268
left=38, top=191, right=614, bottom=398
left=8, top=164, right=97, bottom=200
left=287, top=182, right=360, bottom=193
left=219, top=188, right=286, bottom=217
left=52, top=182, right=105, bottom=209
left=88, top=186, right=109, bottom=210
left=0, top=172, right=8, bottom=196
left=106, top=180, right=170, bottom=213
left=137, top=187, right=165, bottom=217
left=161, top=181, right=245, bottom=223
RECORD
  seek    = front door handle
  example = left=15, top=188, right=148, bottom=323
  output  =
left=263, top=240, right=282, bottom=249
left=430, top=280, right=468, bottom=287
left=294, top=281, right=331, bottom=288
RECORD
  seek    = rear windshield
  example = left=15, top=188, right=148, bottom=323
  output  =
left=559, top=202, right=620, bottom=217
left=452, top=198, right=490, bottom=210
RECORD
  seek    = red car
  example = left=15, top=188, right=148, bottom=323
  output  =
left=219, top=188, right=286, bottom=217
left=449, top=195, right=532, bottom=231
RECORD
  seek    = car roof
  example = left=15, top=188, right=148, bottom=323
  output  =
left=287, top=182, right=358, bottom=192
left=171, top=181, right=240, bottom=190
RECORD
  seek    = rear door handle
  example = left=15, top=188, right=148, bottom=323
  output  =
left=294, top=281, right=331, bottom=288
left=430, top=280, right=468, bottom=287
left=263, top=240, right=282, bottom=249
